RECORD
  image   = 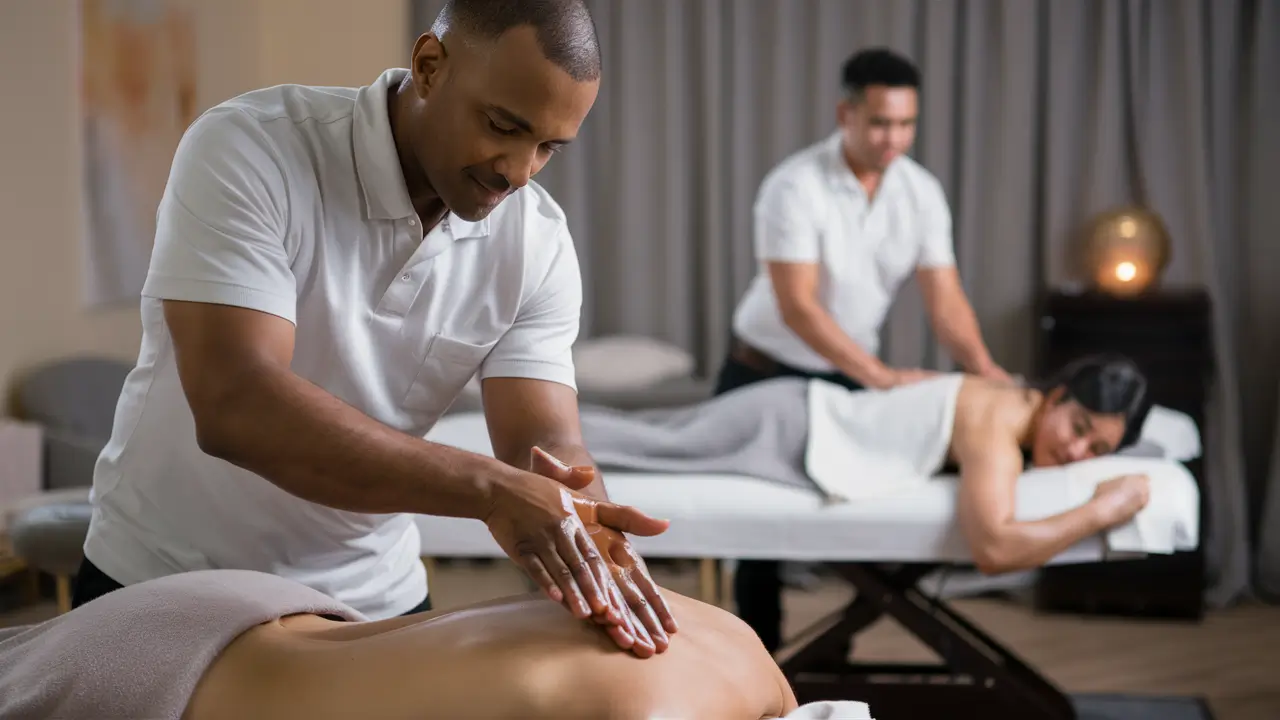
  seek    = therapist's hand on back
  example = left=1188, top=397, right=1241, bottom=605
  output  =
left=529, top=448, right=678, bottom=654
left=482, top=449, right=673, bottom=657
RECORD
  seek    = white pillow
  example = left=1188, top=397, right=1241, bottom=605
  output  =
left=572, top=335, right=696, bottom=392
left=1121, top=405, right=1202, bottom=461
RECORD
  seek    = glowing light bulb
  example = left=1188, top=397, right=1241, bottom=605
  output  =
left=1114, top=261, right=1137, bottom=282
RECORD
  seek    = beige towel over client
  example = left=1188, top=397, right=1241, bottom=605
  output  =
left=0, top=569, right=365, bottom=720
left=805, top=373, right=965, bottom=502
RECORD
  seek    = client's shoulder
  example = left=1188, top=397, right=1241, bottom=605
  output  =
left=954, top=378, right=1034, bottom=444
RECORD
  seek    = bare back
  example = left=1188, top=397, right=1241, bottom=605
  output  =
left=946, top=377, right=1042, bottom=465
left=186, top=590, right=796, bottom=720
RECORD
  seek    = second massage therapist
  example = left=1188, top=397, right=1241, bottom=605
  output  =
left=718, top=48, right=1011, bottom=651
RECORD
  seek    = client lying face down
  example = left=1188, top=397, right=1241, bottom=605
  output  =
left=0, top=566, right=803, bottom=720
left=579, top=353, right=1154, bottom=575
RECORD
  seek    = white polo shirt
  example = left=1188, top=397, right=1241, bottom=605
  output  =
left=732, top=132, right=956, bottom=373
left=83, top=68, right=582, bottom=619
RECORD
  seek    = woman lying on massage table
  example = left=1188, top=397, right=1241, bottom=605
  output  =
left=0, top=568, right=832, bottom=720
left=579, top=352, right=1155, bottom=576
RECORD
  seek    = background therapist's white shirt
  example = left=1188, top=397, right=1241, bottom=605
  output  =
left=84, top=68, right=583, bottom=620
left=732, top=132, right=956, bottom=374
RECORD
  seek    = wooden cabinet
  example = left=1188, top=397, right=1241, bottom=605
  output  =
left=1033, top=288, right=1213, bottom=620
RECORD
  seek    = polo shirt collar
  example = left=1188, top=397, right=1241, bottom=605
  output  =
left=822, top=131, right=901, bottom=198
left=352, top=68, right=491, bottom=239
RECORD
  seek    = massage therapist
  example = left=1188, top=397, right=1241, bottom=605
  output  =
left=718, top=48, right=1011, bottom=651
left=74, top=0, right=677, bottom=657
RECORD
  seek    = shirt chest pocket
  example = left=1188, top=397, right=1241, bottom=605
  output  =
left=402, top=334, right=497, bottom=420
left=872, top=213, right=920, bottom=287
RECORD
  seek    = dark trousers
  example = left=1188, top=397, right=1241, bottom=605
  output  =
left=714, top=343, right=862, bottom=653
left=70, top=556, right=433, bottom=615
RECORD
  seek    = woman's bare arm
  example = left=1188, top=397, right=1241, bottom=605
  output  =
left=953, top=416, right=1111, bottom=575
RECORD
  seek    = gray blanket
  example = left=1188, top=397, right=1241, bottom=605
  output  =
left=0, top=569, right=364, bottom=719
left=580, top=376, right=817, bottom=491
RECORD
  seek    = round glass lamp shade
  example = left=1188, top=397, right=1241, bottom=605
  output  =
left=1081, top=206, right=1171, bottom=296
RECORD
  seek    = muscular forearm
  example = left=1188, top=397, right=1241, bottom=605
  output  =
left=975, top=501, right=1109, bottom=575
left=932, top=304, right=993, bottom=373
left=196, top=365, right=516, bottom=518
left=782, top=303, right=893, bottom=388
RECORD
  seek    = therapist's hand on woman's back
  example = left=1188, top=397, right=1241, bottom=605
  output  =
left=483, top=451, right=672, bottom=657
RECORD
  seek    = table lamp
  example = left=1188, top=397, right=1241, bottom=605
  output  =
left=1080, top=206, right=1171, bottom=297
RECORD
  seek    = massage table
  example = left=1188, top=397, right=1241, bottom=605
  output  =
left=419, top=411, right=1201, bottom=720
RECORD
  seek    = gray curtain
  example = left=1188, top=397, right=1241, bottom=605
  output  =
left=410, top=0, right=1279, bottom=606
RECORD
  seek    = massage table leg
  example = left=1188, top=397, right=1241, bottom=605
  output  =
left=698, top=558, right=719, bottom=605
left=719, top=559, right=734, bottom=610
left=779, top=563, right=1076, bottom=720
left=55, top=574, right=71, bottom=614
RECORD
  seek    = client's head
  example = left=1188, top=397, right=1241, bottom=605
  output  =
left=1028, top=354, right=1150, bottom=467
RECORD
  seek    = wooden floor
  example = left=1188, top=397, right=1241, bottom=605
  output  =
left=4, top=561, right=1277, bottom=720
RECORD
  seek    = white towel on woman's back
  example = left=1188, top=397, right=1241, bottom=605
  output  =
left=805, top=374, right=965, bottom=502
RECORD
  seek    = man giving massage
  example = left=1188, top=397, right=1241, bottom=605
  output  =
left=576, top=353, right=1154, bottom=651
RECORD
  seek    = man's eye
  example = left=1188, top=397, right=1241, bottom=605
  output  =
left=488, top=119, right=518, bottom=135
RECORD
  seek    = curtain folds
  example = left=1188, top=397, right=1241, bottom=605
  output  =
left=409, top=0, right=1279, bottom=606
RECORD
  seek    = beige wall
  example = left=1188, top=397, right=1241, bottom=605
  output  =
left=0, top=0, right=408, bottom=405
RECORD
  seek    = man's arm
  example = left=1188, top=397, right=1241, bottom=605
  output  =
left=482, top=376, right=606, bottom=501
left=917, top=266, right=1007, bottom=380
left=954, top=414, right=1111, bottom=575
left=168, top=301, right=525, bottom=519
left=769, top=261, right=909, bottom=389
left=754, top=177, right=923, bottom=389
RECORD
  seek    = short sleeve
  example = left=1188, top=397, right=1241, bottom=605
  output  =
left=753, top=177, right=822, bottom=264
left=916, top=178, right=956, bottom=269
left=480, top=225, right=581, bottom=390
left=142, top=107, right=297, bottom=324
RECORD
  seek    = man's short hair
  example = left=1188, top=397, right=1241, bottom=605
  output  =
left=840, top=48, right=921, bottom=101
left=431, top=0, right=601, bottom=82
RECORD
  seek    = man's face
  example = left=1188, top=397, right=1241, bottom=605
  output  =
left=837, top=85, right=918, bottom=172
left=1030, top=388, right=1128, bottom=467
left=405, top=27, right=599, bottom=221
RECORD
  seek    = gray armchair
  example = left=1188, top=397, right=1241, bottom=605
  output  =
left=9, top=356, right=130, bottom=611
left=16, top=356, right=131, bottom=491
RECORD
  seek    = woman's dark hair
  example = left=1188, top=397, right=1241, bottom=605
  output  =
left=1036, top=354, right=1152, bottom=449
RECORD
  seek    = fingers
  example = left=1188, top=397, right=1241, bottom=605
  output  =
left=632, top=565, right=678, bottom=635
left=529, top=446, right=574, bottom=481
left=549, top=520, right=609, bottom=618
left=595, top=502, right=670, bottom=537
left=615, top=569, right=669, bottom=653
left=513, top=543, right=563, bottom=605
left=537, top=546, right=591, bottom=618
left=528, top=447, right=597, bottom=491
left=577, top=530, right=624, bottom=625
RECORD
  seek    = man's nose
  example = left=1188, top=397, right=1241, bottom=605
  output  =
left=494, top=148, right=537, bottom=191
left=1068, top=437, right=1091, bottom=462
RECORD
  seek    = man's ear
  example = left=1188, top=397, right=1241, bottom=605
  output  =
left=835, top=98, right=853, bottom=126
left=410, top=33, right=447, bottom=97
